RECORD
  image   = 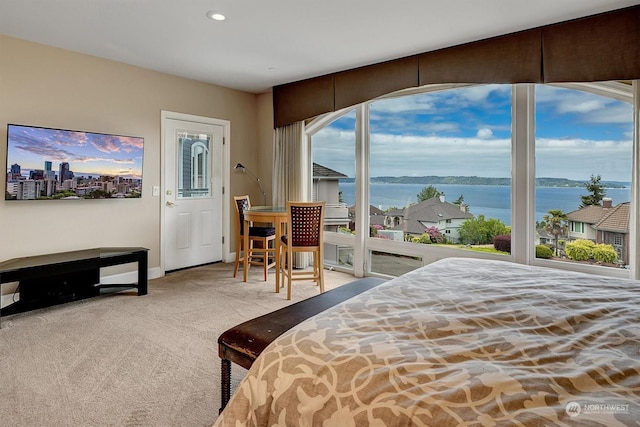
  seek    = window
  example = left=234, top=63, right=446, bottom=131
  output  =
left=364, top=85, right=512, bottom=275
left=614, top=235, right=623, bottom=246
left=307, top=81, right=637, bottom=279
left=369, top=251, right=421, bottom=277
left=571, top=222, right=584, bottom=233
left=178, top=133, right=211, bottom=198
left=310, top=110, right=356, bottom=271
left=535, top=85, right=633, bottom=267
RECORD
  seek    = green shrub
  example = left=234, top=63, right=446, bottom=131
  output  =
left=565, top=239, right=595, bottom=261
left=536, top=244, right=553, bottom=259
left=592, top=244, right=618, bottom=263
left=413, top=233, right=433, bottom=244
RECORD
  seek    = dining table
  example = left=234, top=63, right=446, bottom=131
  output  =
left=243, top=206, right=287, bottom=292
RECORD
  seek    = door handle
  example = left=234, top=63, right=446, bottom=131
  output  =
left=166, top=200, right=178, bottom=207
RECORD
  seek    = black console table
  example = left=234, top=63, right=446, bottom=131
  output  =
left=0, top=247, right=148, bottom=323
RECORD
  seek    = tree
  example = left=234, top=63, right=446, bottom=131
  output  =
left=580, top=174, right=606, bottom=208
left=543, top=209, right=568, bottom=256
left=453, top=194, right=470, bottom=212
left=458, top=215, right=509, bottom=245
left=417, top=185, right=441, bottom=202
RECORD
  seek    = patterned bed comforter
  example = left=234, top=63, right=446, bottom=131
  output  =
left=214, top=258, right=640, bottom=426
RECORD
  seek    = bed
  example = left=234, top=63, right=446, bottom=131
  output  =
left=214, top=257, right=640, bottom=426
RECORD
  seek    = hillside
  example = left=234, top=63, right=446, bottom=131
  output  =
left=340, top=176, right=628, bottom=188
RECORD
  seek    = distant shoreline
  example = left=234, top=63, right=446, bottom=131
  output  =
left=340, top=176, right=629, bottom=188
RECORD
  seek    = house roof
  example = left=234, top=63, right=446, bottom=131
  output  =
left=348, top=204, right=387, bottom=217
left=313, top=163, right=348, bottom=180
left=594, top=202, right=629, bottom=233
left=386, top=208, right=405, bottom=217
left=536, top=228, right=553, bottom=239
left=370, top=215, right=386, bottom=226
left=402, top=197, right=473, bottom=223
left=566, top=205, right=607, bottom=224
left=387, top=196, right=472, bottom=234
left=391, top=218, right=431, bottom=235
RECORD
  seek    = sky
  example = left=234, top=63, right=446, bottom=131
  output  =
left=6, top=125, right=144, bottom=179
left=312, top=84, right=633, bottom=182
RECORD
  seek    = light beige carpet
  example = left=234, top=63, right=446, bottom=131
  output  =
left=0, top=263, right=354, bottom=426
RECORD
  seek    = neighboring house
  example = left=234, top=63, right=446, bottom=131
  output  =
left=566, top=198, right=629, bottom=264
left=348, top=205, right=386, bottom=230
left=313, top=163, right=349, bottom=265
left=312, top=163, right=349, bottom=228
left=593, top=202, right=629, bottom=265
left=534, top=228, right=554, bottom=246
left=566, top=204, right=606, bottom=241
left=387, top=195, right=473, bottom=243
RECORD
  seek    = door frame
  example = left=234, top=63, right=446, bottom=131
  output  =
left=160, top=110, right=231, bottom=275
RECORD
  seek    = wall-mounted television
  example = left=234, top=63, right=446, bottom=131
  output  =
left=5, top=124, right=143, bottom=201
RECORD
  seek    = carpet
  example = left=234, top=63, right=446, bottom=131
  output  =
left=0, top=262, right=354, bottom=426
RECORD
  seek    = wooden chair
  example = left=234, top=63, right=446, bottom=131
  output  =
left=279, top=201, right=325, bottom=300
left=233, top=195, right=276, bottom=281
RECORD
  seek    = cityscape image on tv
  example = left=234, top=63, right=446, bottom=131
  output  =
left=5, top=124, right=144, bottom=201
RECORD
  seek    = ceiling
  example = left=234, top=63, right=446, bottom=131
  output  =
left=1, top=0, right=638, bottom=94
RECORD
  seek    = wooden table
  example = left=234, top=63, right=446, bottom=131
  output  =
left=243, top=206, right=287, bottom=292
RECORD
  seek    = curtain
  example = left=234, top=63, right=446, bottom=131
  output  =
left=273, top=121, right=308, bottom=204
left=273, top=121, right=309, bottom=267
left=273, top=5, right=639, bottom=128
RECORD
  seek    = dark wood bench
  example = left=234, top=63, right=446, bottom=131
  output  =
left=218, top=277, right=386, bottom=412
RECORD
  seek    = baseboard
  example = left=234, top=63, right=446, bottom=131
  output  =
left=100, top=266, right=163, bottom=285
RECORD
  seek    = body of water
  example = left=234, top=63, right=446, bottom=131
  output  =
left=339, top=182, right=631, bottom=226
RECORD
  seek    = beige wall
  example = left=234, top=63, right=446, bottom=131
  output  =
left=256, top=92, right=274, bottom=202
left=0, top=35, right=272, bottom=275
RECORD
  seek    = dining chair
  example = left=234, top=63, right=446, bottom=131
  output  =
left=233, top=195, right=276, bottom=281
left=279, top=201, right=326, bottom=300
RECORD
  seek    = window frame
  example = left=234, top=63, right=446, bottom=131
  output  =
left=307, top=81, right=639, bottom=280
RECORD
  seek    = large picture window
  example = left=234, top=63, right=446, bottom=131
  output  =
left=308, top=82, right=637, bottom=279
left=535, top=85, right=633, bottom=268
left=310, top=110, right=356, bottom=269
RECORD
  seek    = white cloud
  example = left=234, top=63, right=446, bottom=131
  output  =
left=476, top=128, right=493, bottom=139
left=314, top=128, right=632, bottom=181
left=312, top=84, right=632, bottom=181
left=371, top=95, right=436, bottom=114
left=537, top=85, right=632, bottom=125
left=557, top=99, right=604, bottom=114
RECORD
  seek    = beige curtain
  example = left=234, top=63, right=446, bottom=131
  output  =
left=272, top=121, right=308, bottom=204
left=273, top=121, right=309, bottom=267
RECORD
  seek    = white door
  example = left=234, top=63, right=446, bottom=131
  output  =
left=164, top=118, right=224, bottom=271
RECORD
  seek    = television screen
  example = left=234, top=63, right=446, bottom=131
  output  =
left=5, top=124, right=143, bottom=200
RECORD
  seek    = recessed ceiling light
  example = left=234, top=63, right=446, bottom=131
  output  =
left=206, top=11, right=225, bottom=21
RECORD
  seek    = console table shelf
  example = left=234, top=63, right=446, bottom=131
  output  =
left=0, top=247, right=148, bottom=323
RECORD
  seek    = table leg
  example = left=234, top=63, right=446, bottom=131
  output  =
left=243, top=219, right=250, bottom=282
left=274, top=221, right=280, bottom=293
